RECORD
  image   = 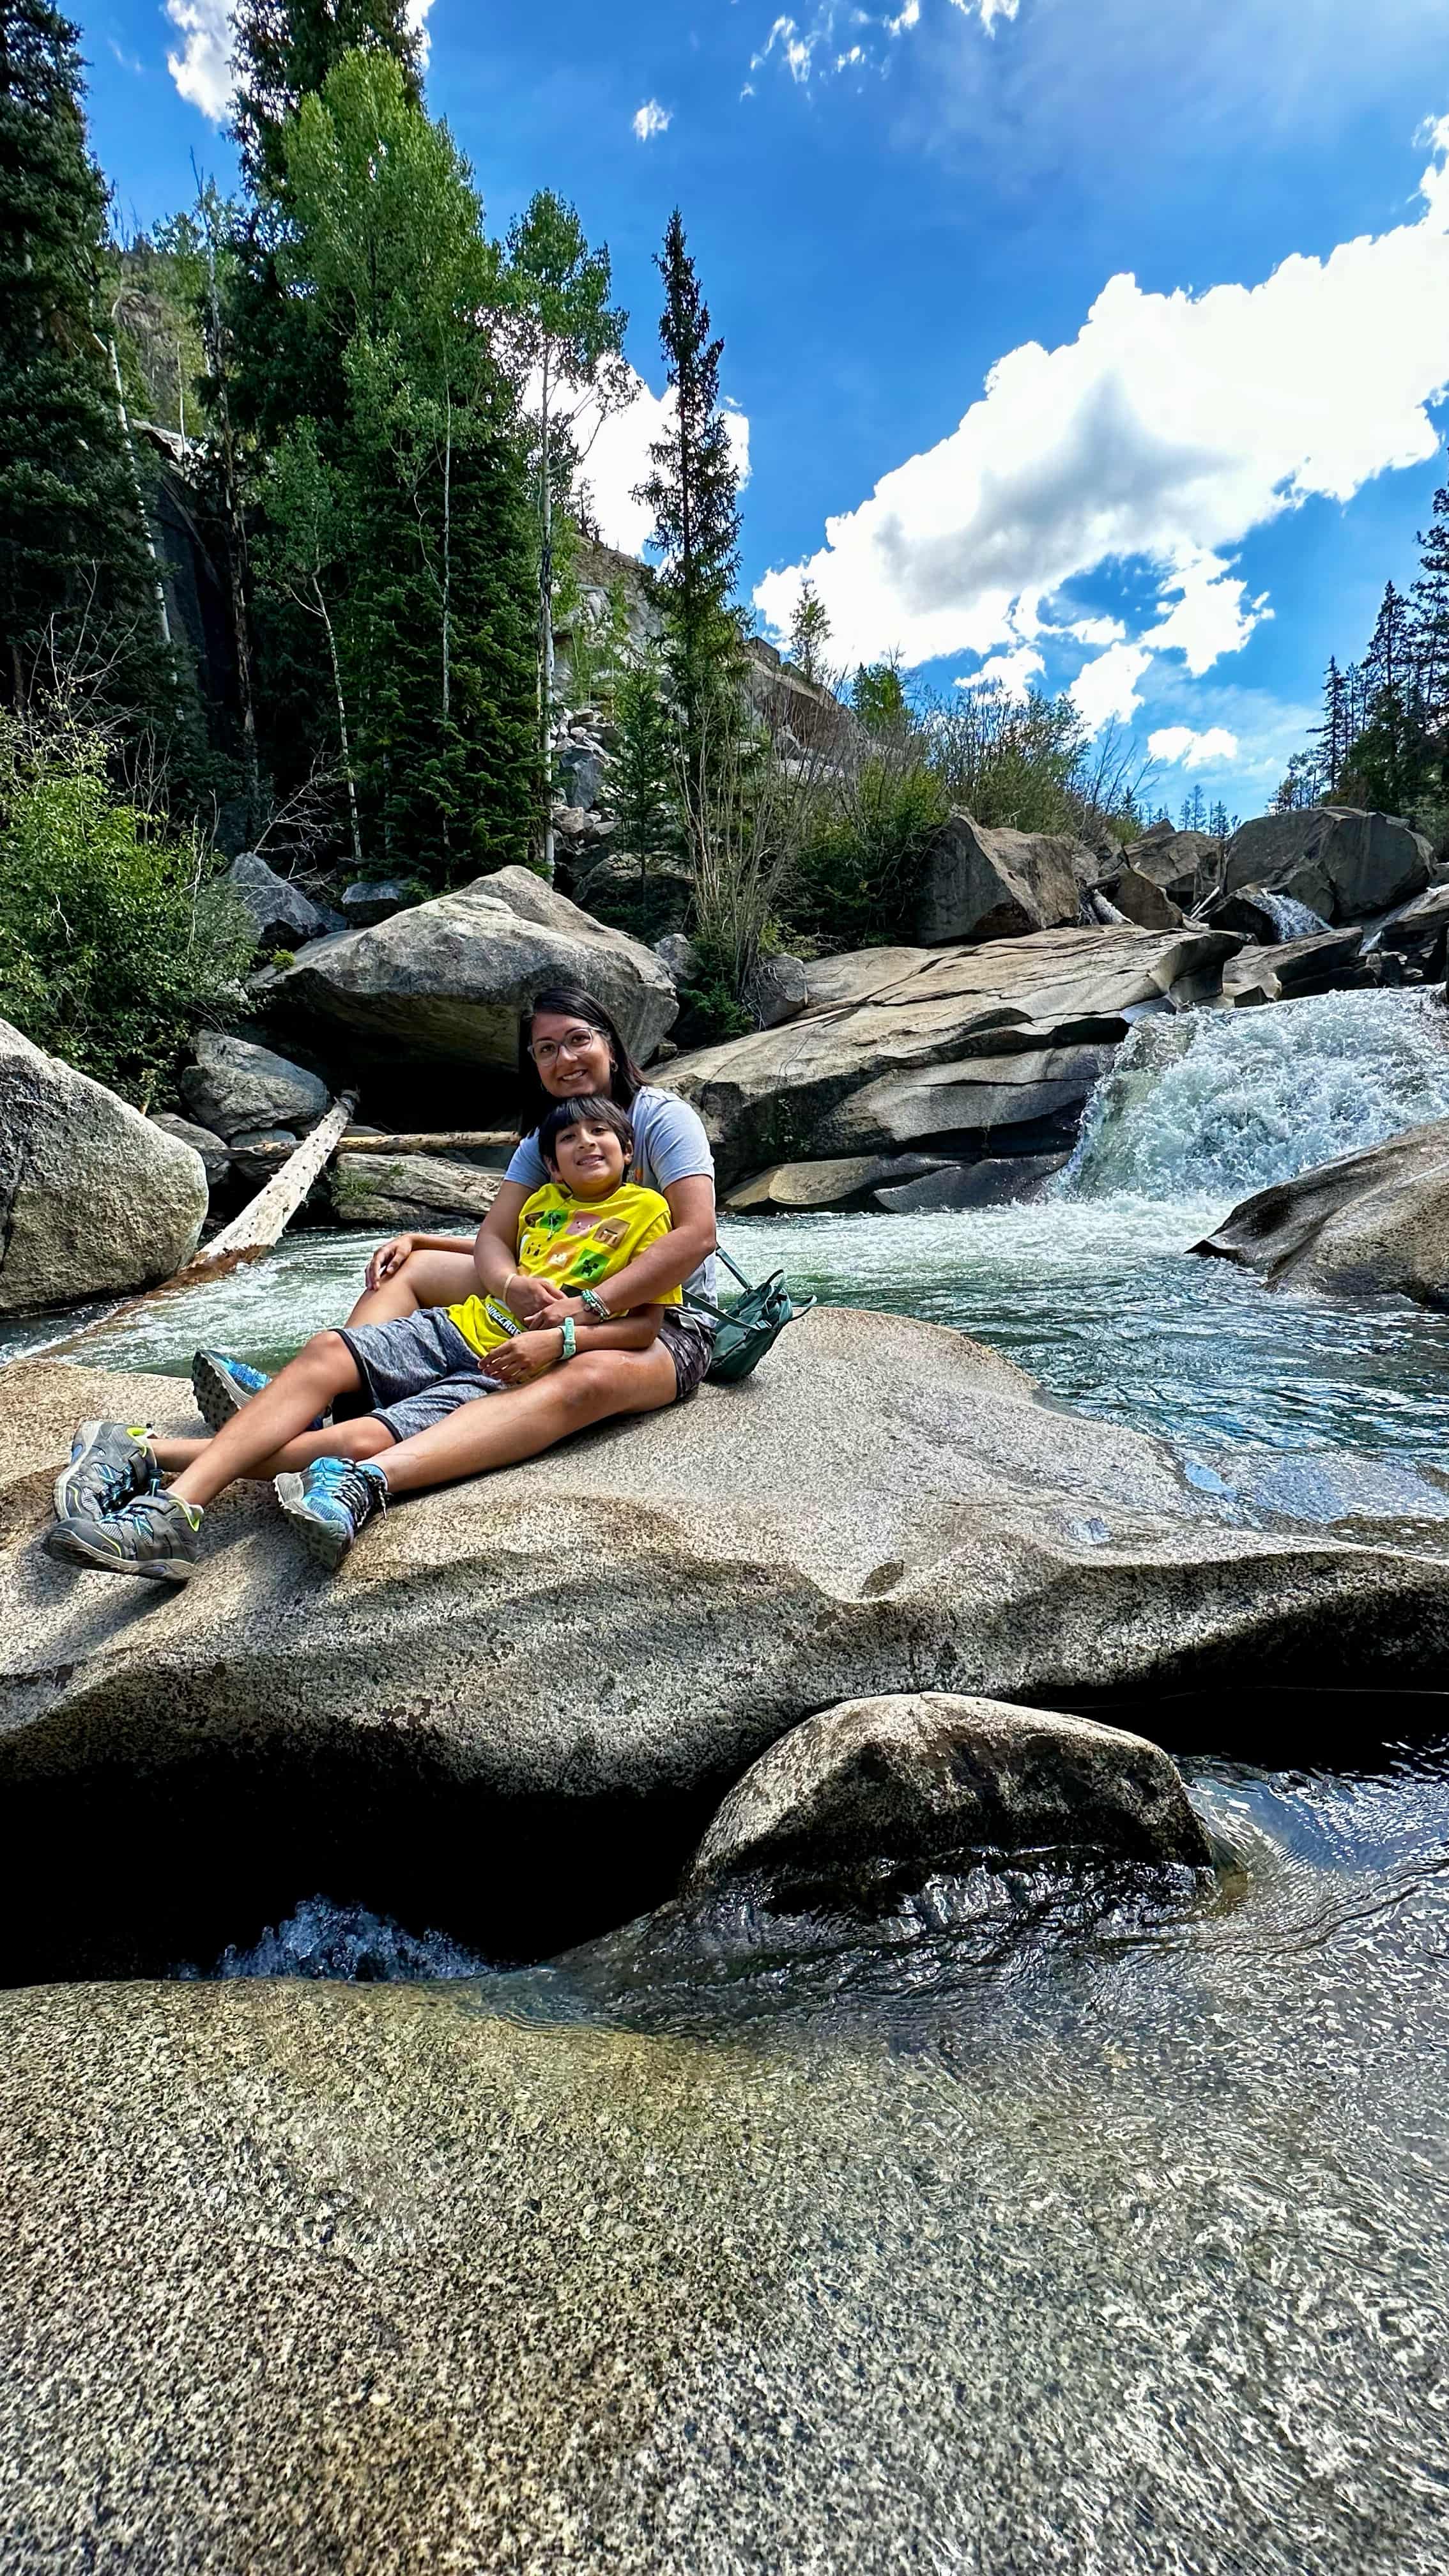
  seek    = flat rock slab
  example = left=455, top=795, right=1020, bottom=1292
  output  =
left=4, top=1310, right=1447, bottom=1853
left=1195, top=1112, right=1449, bottom=1308
left=687, top=1691, right=1214, bottom=1899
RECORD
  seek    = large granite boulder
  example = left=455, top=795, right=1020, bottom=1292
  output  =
left=1221, top=928, right=1365, bottom=1007
left=1220, top=809, right=1430, bottom=925
left=722, top=1153, right=952, bottom=1212
left=181, top=1032, right=330, bottom=1144
left=686, top=1692, right=1214, bottom=1903
left=1121, top=822, right=1220, bottom=908
left=150, top=1112, right=231, bottom=1190
left=1094, top=864, right=1184, bottom=931
left=222, top=852, right=331, bottom=954
left=331, top=1153, right=500, bottom=1230
left=1195, top=1113, right=1449, bottom=1308
left=912, top=812, right=1085, bottom=944
left=3, top=1308, right=1446, bottom=1965
left=1361, top=882, right=1449, bottom=979
left=0, top=1020, right=207, bottom=1316
left=258, top=866, right=677, bottom=1072
left=664, top=925, right=1239, bottom=1185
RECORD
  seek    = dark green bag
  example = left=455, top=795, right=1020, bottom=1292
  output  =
left=687, top=1245, right=816, bottom=1384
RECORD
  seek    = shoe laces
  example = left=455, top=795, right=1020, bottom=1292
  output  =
left=309, top=1457, right=387, bottom=1521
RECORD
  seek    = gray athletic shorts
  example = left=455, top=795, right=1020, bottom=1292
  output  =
left=336, top=1306, right=715, bottom=1445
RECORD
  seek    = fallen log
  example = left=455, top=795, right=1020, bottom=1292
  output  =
left=243, top=1127, right=516, bottom=1162
left=36, top=1092, right=357, bottom=1358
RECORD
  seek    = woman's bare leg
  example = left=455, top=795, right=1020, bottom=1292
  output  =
left=168, top=1331, right=365, bottom=1510
left=153, top=1416, right=396, bottom=1482
left=345, top=1247, right=478, bottom=1330
left=376, top=1344, right=678, bottom=1498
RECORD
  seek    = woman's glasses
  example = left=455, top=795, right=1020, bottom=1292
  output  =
left=530, top=1028, right=603, bottom=1068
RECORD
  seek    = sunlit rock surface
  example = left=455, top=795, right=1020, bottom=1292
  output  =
left=1197, top=1110, right=1449, bottom=1309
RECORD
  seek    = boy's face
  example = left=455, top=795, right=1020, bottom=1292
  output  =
left=547, top=1117, right=629, bottom=1200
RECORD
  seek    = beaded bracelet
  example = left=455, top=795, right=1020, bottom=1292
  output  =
left=579, top=1287, right=612, bottom=1322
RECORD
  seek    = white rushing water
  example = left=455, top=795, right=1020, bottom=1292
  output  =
left=1063, top=986, right=1449, bottom=1201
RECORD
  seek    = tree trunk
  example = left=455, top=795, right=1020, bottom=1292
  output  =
left=441, top=387, right=452, bottom=723
left=314, top=572, right=364, bottom=875
left=540, top=355, right=555, bottom=882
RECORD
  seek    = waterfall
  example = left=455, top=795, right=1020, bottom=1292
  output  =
left=1062, top=988, right=1449, bottom=1202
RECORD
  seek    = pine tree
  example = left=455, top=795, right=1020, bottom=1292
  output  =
left=633, top=208, right=742, bottom=784
left=1411, top=477, right=1449, bottom=742
left=504, top=190, right=629, bottom=878
left=610, top=653, right=678, bottom=913
left=1311, top=656, right=1350, bottom=793
left=1178, top=783, right=1207, bottom=832
left=0, top=0, right=177, bottom=732
left=788, top=578, right=831, bottom=684
left=1347, top=579, right=1432, bottom=815
left=231, top=0, right=422, bottom=195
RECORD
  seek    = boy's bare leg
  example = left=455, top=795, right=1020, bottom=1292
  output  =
left=376, top=1343, right=677, bottom=1498
left=167, top=1331, right=365, bottom=1510
left=344, top=1248, right=477, bottom=1330
left=152, top=1416, right=396, bottom=1483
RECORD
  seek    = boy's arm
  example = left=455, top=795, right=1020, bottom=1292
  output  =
left=482, top=1307, right=664, bottom=1387
left=520, top=1176, right=716, bottom=1324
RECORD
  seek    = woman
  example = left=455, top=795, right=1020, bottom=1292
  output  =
left=326, top=984, right=718, bottom=1479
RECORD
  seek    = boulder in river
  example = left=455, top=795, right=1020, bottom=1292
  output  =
left=873, top=1153, right=1069, bottom=1211
left=686, top=1692, right=1214, bottom=1903
left=330, top=1153, right=500, bottom=1229
left=1093, top=864, right=1184, bottom=931
left=0, top=1020, right=208, bottom=1317
left=721, top=1153, right=953, bottom=1212
left=1220, top=808, right=1430, bottom=925
left=912, top=812, right=1085, bottom=944
left=1220, top=928, right=1365, bottom=1006
left=4, top=1305, right=1446, bottom=1970
left=258, top=865, right=677, bottom=1073
left=150, top=1112, right=231, bottom=1190
left=222, top=852, right=331, bottom=954
left=181, top=1032, right=330, bottom=1144
left=663, top=924, right=1240, bottom=1186
left=1195, top=1111, right=1449, bottom=1308
left=1361, top=882, right=1449, bottom=979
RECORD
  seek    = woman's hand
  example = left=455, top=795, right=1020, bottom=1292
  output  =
left=484, top=1328, right=563, bottom=1386
left=505, top=1270, right=569, bottom=1326
left=365, top=1232, right=416, bottom=1291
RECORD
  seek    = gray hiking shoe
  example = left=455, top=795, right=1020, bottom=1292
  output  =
left=191, top=1350, right=270, bottom=1430
left=275, top=1456, right=388, bottom=1570
left=53, top=1420, right=159, bottom=1526
left=48, top=1488, right=203, bottom=1584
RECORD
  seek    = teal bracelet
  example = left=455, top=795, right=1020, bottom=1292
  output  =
left=559, top=1316, right=577, bottom=1362
left=579, top=1287, right=611, bottom=1322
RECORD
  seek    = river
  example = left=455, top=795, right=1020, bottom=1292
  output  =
left=6, top=987, right=1449, bottom=2568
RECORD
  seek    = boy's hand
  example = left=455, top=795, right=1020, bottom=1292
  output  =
left=506, top=1273, right=567, bottom=1325
left=366, top=1232, right=416, bottom=1289
left=485, top=1328, right=562, bottom=1386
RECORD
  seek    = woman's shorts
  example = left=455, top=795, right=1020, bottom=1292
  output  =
left=336, top=1305, right=716, bottom=1443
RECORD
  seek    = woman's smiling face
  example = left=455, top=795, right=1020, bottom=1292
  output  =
left=528, top=1009, right=613, bottom=1099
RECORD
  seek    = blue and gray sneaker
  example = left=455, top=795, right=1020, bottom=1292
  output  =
left=47, top=1488, right=203, bottom=1584
left=53, top=1420, right=160, bottom=1526
left=191, top=1350, right=270, bottom=1431
left=274, top=1456, right=388, bottom=1570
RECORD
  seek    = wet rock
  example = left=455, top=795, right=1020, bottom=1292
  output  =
left=222, top=852, right=331, bottom=954
left=1201, top=885, right=1332, bottom=945
left=1220, top=808, right=1430, bottom=926
left=331, top=1153, right=500, bottom=1228
left=812, top=1041, right=1120, bottom=1158
left=1195, top=1111, right=1449, bottom=1309
left=150, top=1113, right=230, bottom=1190
left=181, top=1032, right=330, bottom=1144
left=258, top=866, right=677, bottom=1073
left=1221, top=928, right=1365, bottom=1006
left=873, top=1154, right=1070, bottom=1212
left=686, top=1692, right=1214, bottom=1902
left=664, top=926, right=1239, bottom=1185
left=721, top=1153, right=952, bottom=1213
left=912, top=812, right=1085, bottom=944
left=0, top=1020, right=206, bottom=1315
left=745, top=954, right=809, bottom=1029
left=1362, top=882, right=1449, bottom=978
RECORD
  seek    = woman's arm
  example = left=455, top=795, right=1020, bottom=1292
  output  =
left=482, top=1307, right=664, bottom=1386
left=524, top=1175, right=717, bottom=1324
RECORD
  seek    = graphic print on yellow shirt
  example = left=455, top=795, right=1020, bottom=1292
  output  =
left=447, top=1180, right=680, bottom=1360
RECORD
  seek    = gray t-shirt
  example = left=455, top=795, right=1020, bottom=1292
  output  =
left=506, top=1084, right=717, bottom=1305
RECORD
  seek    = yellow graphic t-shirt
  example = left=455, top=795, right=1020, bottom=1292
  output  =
left=448, top=1179, right=680, bottom=1360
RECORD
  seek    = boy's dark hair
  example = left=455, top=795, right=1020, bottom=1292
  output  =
left=517, top=986, right=645, bottom=1138
left=537, top=1092, right=635, bottom=1174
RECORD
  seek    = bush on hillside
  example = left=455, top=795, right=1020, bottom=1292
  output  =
left=0, top=710, right=253, bottom=1107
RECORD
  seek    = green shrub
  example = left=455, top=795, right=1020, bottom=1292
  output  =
left=268, top=946, right=298, bottom=971
left=0, top=711, right=253, bottom=1107
left=791, top=759, right=948, bottom=946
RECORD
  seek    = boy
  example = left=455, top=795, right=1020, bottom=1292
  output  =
left=50, top=1096, right=677, bottom=1579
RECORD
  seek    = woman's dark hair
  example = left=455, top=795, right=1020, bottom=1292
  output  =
left=537, top=1092, right=636, bottom=1172
left=516, top=986, right=644, bottom=1138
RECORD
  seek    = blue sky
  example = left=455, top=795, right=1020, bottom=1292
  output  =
left=79, top=0, right=1449, bottom=818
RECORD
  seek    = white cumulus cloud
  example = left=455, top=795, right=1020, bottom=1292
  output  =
left=166, top=0, right=436, bottom=120
left=755, top=119, right=1449, bottom=723
left=632, top=99, right=671, bottom=141
left=572, top=372, right=751, bottom=560
left=954, top=645, right=1044, bottom=698
left=1148, top=725, right=1241, bottom=769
